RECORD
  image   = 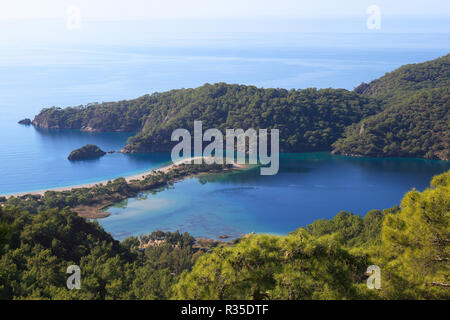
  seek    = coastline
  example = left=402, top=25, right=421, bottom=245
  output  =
left=2, top=157, right=244, bottom=199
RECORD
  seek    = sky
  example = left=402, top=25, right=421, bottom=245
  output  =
left=1, top=0, right=449, bottom=20
left=0, top=1, right=449, bottom=46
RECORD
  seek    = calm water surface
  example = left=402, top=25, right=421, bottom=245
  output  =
left=0, top=124, right=171, bottom=195
left=100, top=153, right=450, bottom=240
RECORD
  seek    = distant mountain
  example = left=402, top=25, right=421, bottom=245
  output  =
left=334, top=54, right=449, bottom=161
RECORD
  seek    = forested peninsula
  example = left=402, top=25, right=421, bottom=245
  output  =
left=32, top=87, right=381, bottom=154
left=2, top=162, right=233, bottom=219
left=31, top=54, right=449, bottom=160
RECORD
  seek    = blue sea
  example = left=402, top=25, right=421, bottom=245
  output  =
left=1, top=32, right=449, bottom=238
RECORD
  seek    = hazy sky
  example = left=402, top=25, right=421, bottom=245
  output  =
left=0, top=1, right=449, bottom=46
left=1, top=0, right=449, bottom=20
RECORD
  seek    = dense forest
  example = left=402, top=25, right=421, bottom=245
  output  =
left=334, top=54, right=450, bottom=160
left=354, top=53, right=450, bottom=102
left=33, top=86, right=382, bottom=153
left=1, top=170, right=448, bottom=299
left=31, top=54, right=449, bottom=160
left=332, top=87, right=449, bottom=160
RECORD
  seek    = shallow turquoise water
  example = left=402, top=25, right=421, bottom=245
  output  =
left=99, top=153, right=450, bottom=240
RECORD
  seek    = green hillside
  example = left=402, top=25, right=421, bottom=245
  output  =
left=332, top=87, right=450, bottom=161
left=354, top=53, right=450, bottom=102
left=334, top=54, right=449, bottom=161
left=32, top=84, right=381, bottom=153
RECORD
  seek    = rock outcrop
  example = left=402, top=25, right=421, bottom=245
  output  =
left=18, top=118, right=31, bottom=125
left=68, top=144, right=106, bottom=161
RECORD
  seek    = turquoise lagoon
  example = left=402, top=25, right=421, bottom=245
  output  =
left=99, top=153, right=450, bottom=240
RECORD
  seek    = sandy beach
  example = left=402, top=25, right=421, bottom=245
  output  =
left=2, top=157, right=241, bottom=199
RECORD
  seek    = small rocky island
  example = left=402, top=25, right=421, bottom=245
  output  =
left=68, top=144, right=106, bottom=161
left=18, top=118, right=31, bottom=125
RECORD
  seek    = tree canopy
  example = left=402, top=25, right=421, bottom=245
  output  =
left=332, top=87, right=450, bottom=160
left=33, top=85, right=381, bottom=153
